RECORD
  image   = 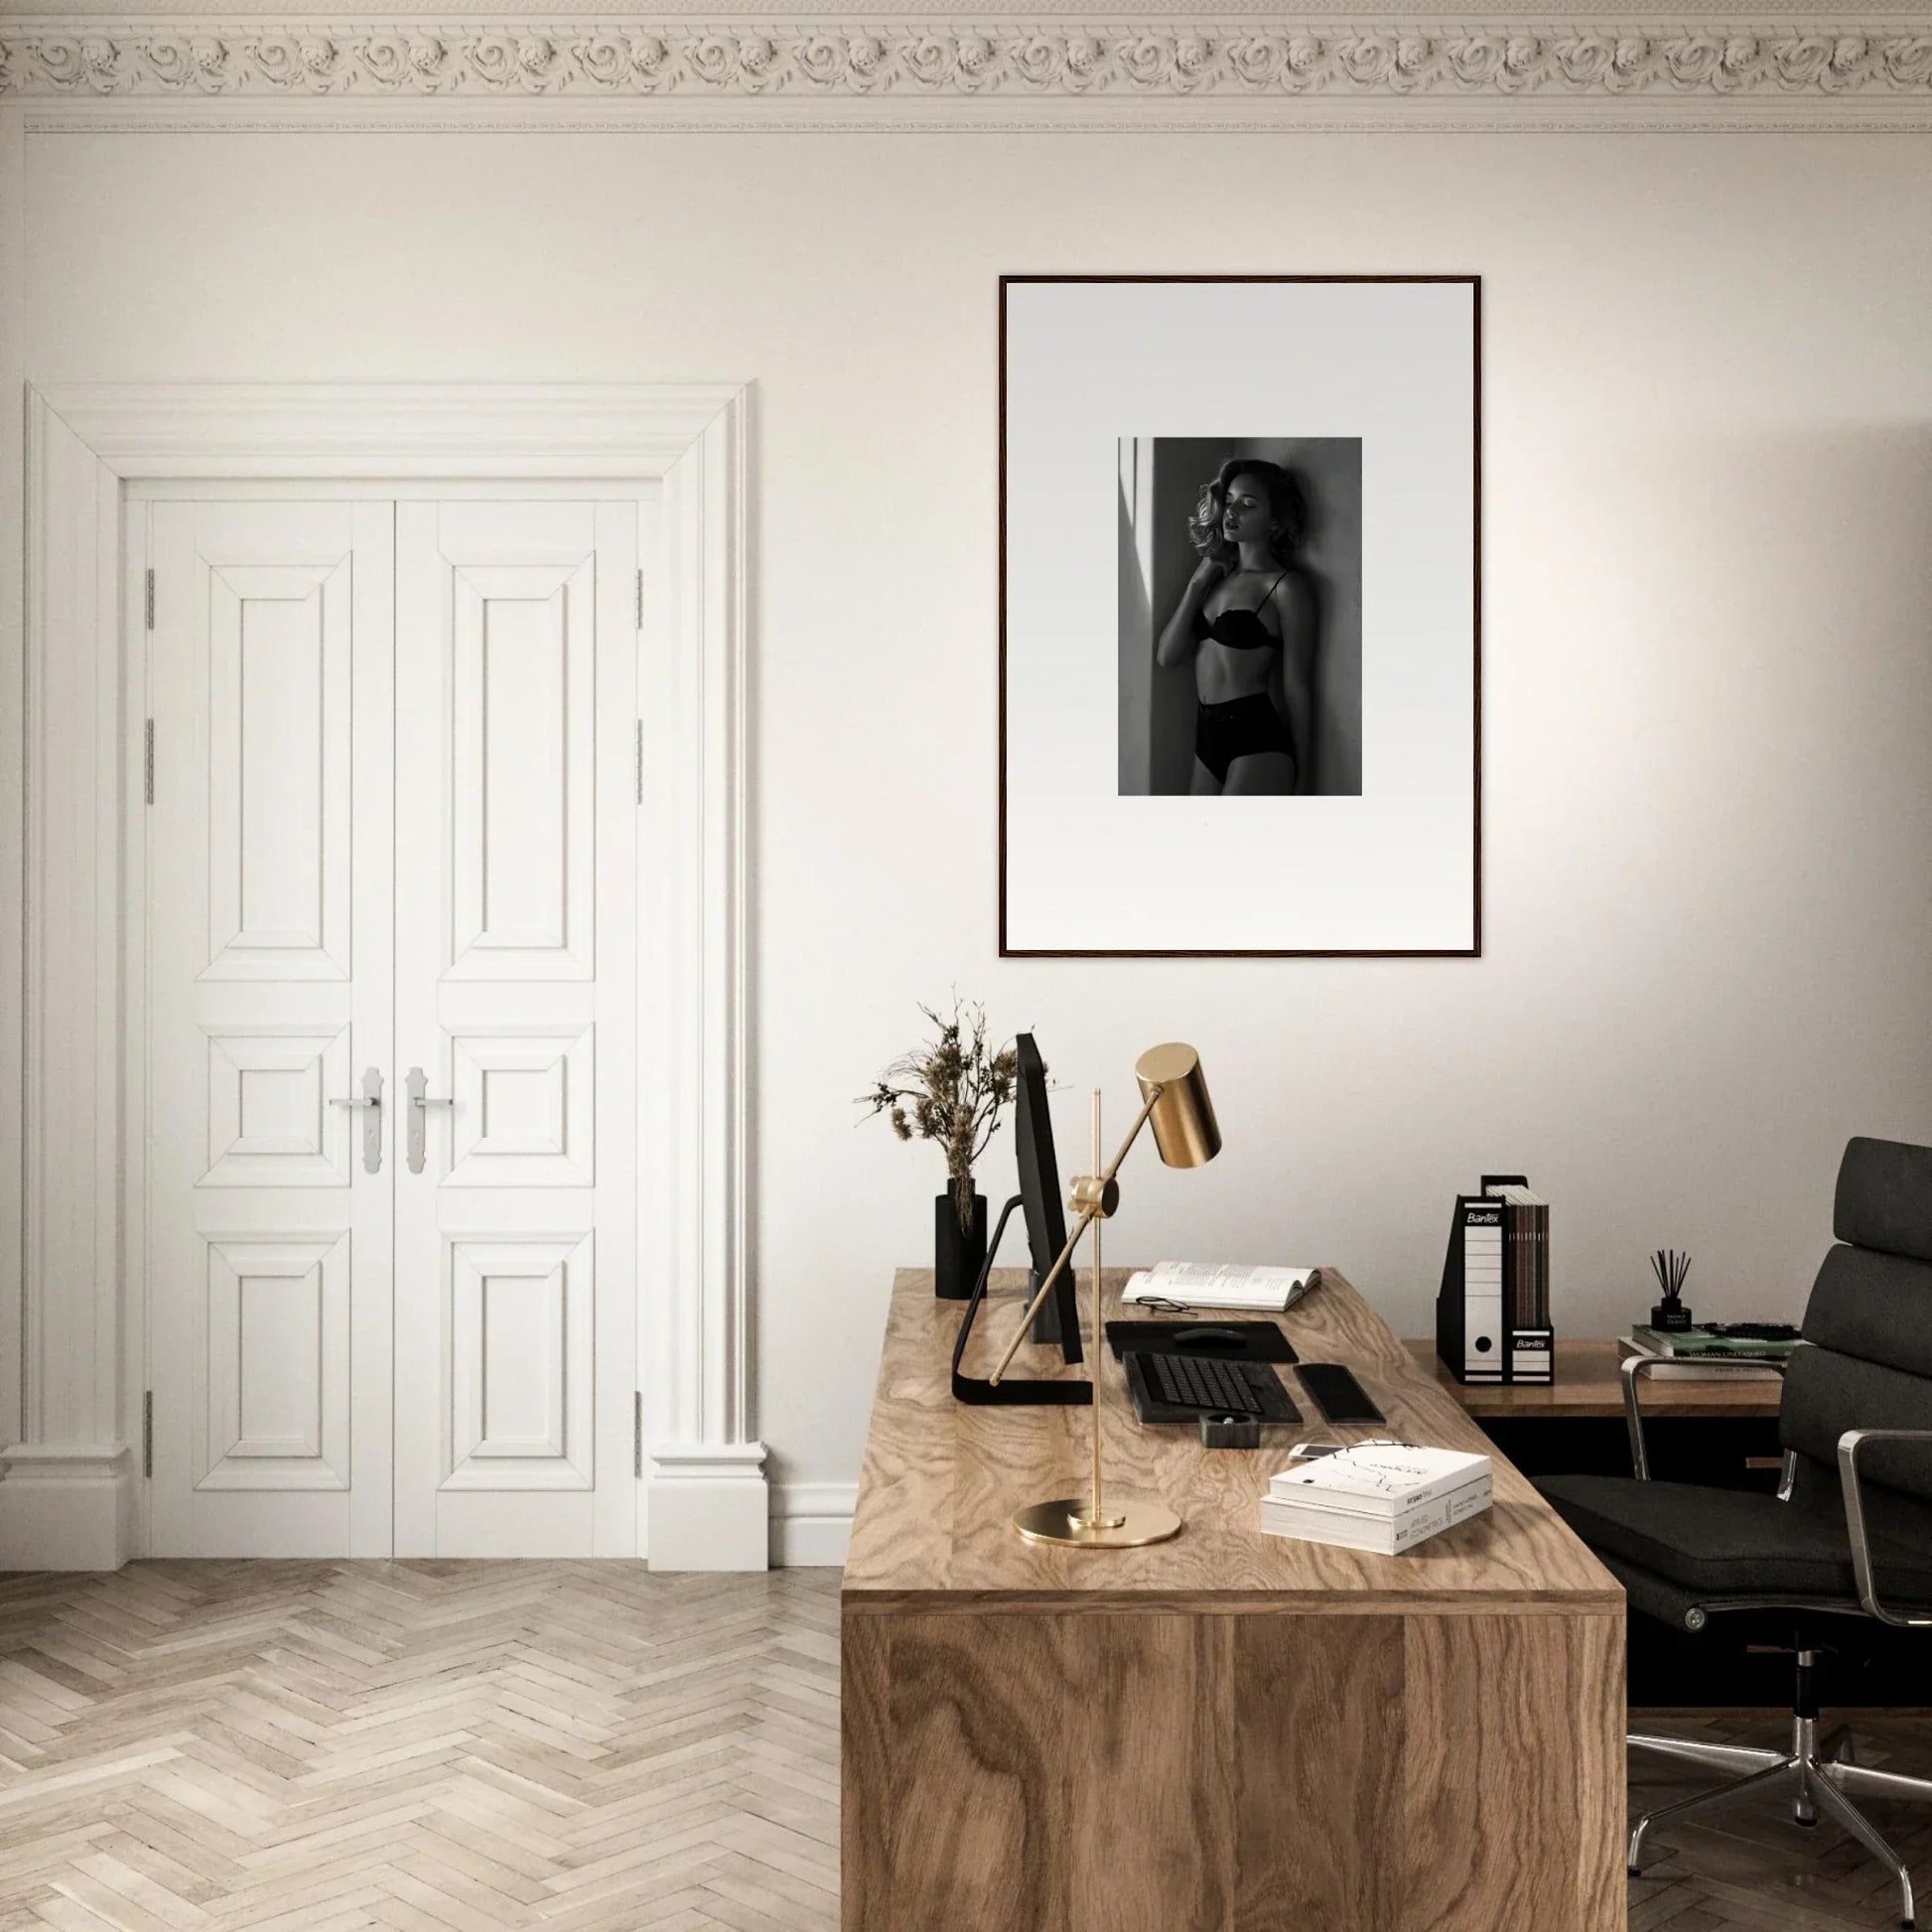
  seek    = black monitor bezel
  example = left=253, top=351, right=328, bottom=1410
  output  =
left=1014, top=1033, right=1082, bottom=1362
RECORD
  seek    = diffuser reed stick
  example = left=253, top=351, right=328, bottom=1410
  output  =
left=1649, top=1249, right=1693, bottom=1330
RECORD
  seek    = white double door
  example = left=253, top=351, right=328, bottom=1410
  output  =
left=144, top=494, right=639, bottom=1558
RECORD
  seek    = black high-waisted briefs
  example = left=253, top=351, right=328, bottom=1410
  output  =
left=1195, top=693, right=1293, bottom=787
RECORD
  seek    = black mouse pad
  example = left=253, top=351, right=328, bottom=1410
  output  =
left=1104, top=1319, right=1297, bottom=1364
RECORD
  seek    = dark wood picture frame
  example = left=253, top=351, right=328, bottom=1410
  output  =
left=998, top=273, right=1482, bottom=959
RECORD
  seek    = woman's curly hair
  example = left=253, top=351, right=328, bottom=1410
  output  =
left=1187, top=458, right=1308, bottom=567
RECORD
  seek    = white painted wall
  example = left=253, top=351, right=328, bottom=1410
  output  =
left=19, top=128, right=1932, bottom=1552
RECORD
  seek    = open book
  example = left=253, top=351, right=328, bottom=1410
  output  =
left=1121, top=1262, right=1318, bottom=1313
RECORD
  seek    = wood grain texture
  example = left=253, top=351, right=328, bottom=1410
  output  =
left=844, top=1269, right=1622, bottom=1613
left=842, top=1609, right=1623, bottom=1931
left=1403, top=1612, right=1626, bottom=1932
left=0, top=1561, right=841, bottom=1931
left=887, top=1614, right=1069, bottom=1930
left=1067, top=1615, right=1232, bottom=1932
left=1408, top=1338, right=1784, bottom=1419
left=1231, top=1614, right=1404, bottom=1932
left=840, top=1610, right=892, bottom=1932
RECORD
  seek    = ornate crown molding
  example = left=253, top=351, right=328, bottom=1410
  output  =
left=3, top=18, right=1931, bottom=107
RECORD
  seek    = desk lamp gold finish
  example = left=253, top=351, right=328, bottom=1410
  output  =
left=990, top=1042, right=1221, bottom=1549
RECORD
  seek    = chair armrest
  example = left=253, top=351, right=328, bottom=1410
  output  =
left=1621, top=1351, right=1789, bottom=1482
left=1838, top=1429, right=1932, bottom=1627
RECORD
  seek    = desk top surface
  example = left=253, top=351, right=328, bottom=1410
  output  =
left=1407, top=1338, right=1784, bottom=1420
left=843, top=1268, right=1622, bottom=1616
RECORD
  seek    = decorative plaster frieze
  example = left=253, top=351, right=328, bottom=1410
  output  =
left=3, top=20, right=1931, bottom=101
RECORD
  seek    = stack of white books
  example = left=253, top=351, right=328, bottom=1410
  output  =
left=1260, top=1444, right=1493, bottom=1556
left=1121, top=1261, right=1318, bottom=1312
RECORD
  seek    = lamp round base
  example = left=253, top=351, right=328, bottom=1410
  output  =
left=1011, top=1496, right=1182, bottom=1548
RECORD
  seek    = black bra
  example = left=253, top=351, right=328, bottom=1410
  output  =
left=1192, top=569, right=1291, bottom=652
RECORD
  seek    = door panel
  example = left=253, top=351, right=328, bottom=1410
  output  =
left=393, top=500, right=637, bottom=1557
left=445, top=1027, right=595, bottom=1187
left=203, top=564, right=352, bottom=979
left=146, top=501, right=395, bottom=1557
left=448, top=563, right=596, bottom=979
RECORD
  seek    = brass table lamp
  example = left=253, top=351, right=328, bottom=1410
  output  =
left=988, top=1042, right=1221, bottom=1548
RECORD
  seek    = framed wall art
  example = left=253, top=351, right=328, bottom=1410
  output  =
left=999, top=274, right=1480, bottom=957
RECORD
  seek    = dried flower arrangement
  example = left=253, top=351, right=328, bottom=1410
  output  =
left=860, top=998, right=1021, bottom=1232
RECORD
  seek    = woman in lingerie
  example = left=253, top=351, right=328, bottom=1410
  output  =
left=1155, top=459, right=1312, bottom=796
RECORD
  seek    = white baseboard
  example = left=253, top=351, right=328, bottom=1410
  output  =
left=771, top=1480, right=855, bottom=1568
left=645, top=1442, right=770, bottom=1572
left=0, top=1445, right=136, bottom=1571
left=0, top=1444, right=853, bottom=1573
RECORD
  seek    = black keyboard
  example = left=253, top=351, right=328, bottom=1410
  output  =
left=1125, top=1351, right=1301, bottom=1423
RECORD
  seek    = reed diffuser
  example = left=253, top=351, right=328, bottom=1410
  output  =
left=1650, top=1249, right=1693, bottom=1332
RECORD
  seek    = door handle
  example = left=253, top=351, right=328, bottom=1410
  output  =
left=405, top=1065, right=455, bottom=1175
left=329, top=1066, right=385, bottom=1174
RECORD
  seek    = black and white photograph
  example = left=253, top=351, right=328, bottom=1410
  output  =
left=1118, top=437, right=1363, bottom=798
left=1002, top=275, right=1478, bottom=955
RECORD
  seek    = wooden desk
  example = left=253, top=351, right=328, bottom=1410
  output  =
left=1407, top=1337, right=1784, bottom=1420
left=843, top=1269, right=1626, bottom=1932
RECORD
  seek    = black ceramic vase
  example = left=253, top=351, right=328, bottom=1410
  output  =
left=934, top=1185, right=989, bottom=1301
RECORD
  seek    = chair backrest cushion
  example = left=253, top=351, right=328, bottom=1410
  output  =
left=1836, top=1136, right=1932, bottom=1264
left=1783, top=1139, right=1932, bottom=1510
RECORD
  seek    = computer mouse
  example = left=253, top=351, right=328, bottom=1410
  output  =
left=1174, top=1326, right=1246, bottom=1350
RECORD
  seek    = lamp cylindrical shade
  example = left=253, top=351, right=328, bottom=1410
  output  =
left=1134, top=1042, right=1221, bottom=1169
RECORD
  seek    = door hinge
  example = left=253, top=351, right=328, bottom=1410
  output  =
left=635, top=568, right=644, bottom=630
left=633, top=1392, right=643, bottom=1479
left=634, top=720, right=644, bottom=805
left=142, top=1391, right=153, bottom=1479
left=144, top=568, right=155, bottom=631
left=144, top=720, right=155, bottom=805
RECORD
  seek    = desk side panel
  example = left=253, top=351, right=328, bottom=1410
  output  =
left=1068, top=1614, right=1236, bottom=1932
left=841, top=1605, right=1621, bottom=1932
left=840, top=1613, right=893, bottom=1932
left=1232, top=1613, right=1406, bottom=1931
left=1402, top=1611, right=1626, bottom=1932
left=873, top=1611, right=1071, bottom=1930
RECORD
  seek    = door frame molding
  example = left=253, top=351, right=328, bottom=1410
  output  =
left=2, top=381, right=765, bottom=1571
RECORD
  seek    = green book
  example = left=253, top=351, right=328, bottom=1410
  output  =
left=1631, top=1325, right=1796, bottom=1360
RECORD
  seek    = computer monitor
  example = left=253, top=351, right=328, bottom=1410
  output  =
left=1014, top=1034, right=1083, bottom=1363
left=948, top=1032, right=1089, bottom=1405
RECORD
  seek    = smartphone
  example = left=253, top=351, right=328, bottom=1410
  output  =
left=1297, top=1363, right=1386, bottom=1426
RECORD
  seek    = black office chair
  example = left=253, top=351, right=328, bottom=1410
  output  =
left=1538, top=1136, right=1932, bottom=1930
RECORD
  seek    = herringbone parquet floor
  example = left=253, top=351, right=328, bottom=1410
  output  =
left=1, top=1562, right=1929, bottom=1930
left=0, top=1563, right=840, bottom=1931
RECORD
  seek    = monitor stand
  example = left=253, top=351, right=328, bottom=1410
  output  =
left=1030, top=1267, right=1075, bottom=1348
left=951, top=1196, right=1091, bottom=1407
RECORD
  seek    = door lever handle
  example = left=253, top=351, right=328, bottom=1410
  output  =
left=330, top=1066, right=385, bottom=1174
left=405, top=1066, right=454, bottom=1175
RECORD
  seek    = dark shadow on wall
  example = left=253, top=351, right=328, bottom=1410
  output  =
left=1132, top=437, right=1363, bottom=796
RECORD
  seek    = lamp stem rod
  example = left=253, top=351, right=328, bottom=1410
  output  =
left=985, top=1084, right=1166, bottom=1387
left=1089, top=1090, right=1104, bottom=1528
left=986, top=1206, right=1096, bottom=1388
